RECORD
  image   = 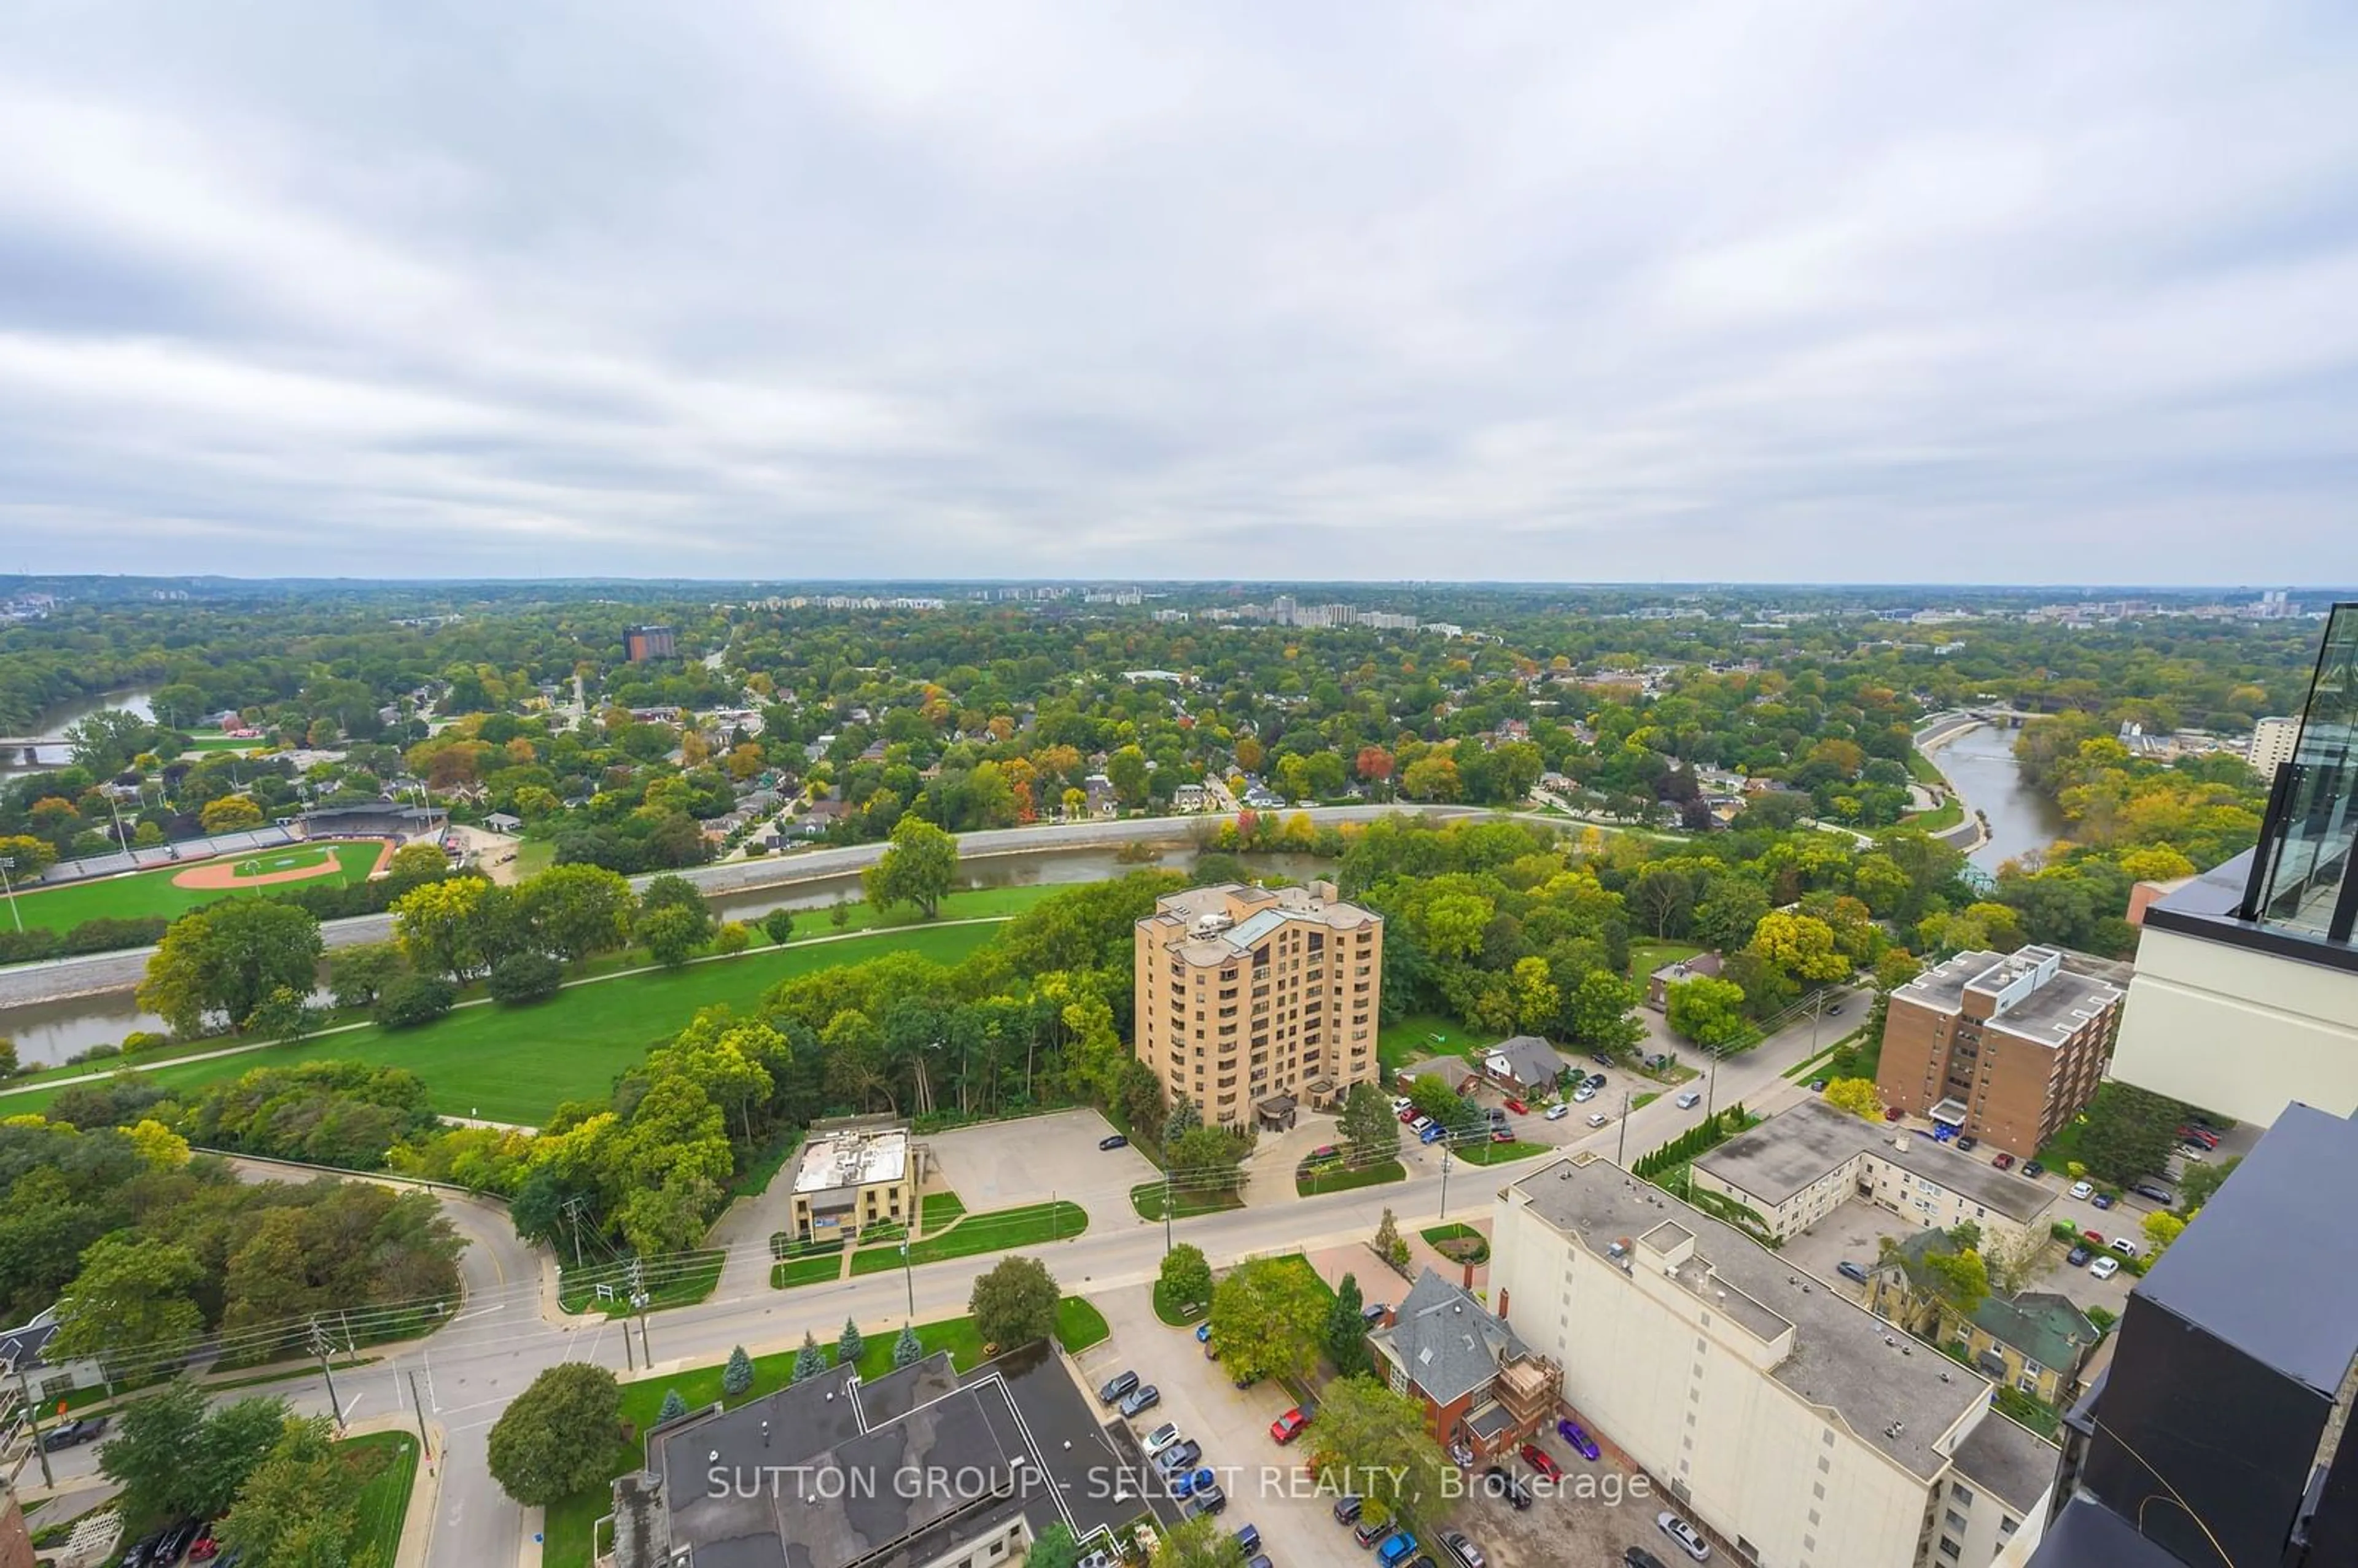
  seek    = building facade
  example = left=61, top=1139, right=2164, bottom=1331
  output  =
left=621, top=624, right=677, bottom=662
left=2247, top=714, right=2301, bottom=782
left=1691, top=1098, right=2057, bottom=1250
left=1866, top=1233, right=2099, bottom=1407
left=2112, top=604, right=2358, bottom=1128
left=1132, top=882, right=1382, bottom=1126
left=1368, top=1268, right=1561, bottom=1461
left=784, top=1122, right=917, bottom=1244
left=1492, top=1156, right=2055, bottom=1568
left=1878, top=947, right=2126, bottom=1159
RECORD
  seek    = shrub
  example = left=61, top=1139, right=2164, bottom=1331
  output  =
left=761, top=909, right=796, bottom=944
left=487, top=951, right=562, bottom=1006
left=713, top=922, right=752, bottom=956
left=373, top=974, right=457, bottom=1030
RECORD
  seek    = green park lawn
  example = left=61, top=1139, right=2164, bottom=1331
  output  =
left=1296, top=1157, right=1406, bottom=1197
left=4, top=840, right=383, bottom=934
left=542, top=1297, right=1106, bottom=1568
left=1627, top=940, right=1705, bottom=982
left=1450, top=1139, right=1548, bottom=1167
left=344, top=1430, right=419, bottom=1566
left=920, top=1191, right=968, bottom=1229
left=1130, top=1181, right=1246, bottom=1222
left=1, top=920, right=1002, bottom=1124
left=1420, top=1221, right=1491, bottom=1264
left=846, top=1200, right=1089, bottom=1276
left=1377, top=1012, right=1501, bottom=1075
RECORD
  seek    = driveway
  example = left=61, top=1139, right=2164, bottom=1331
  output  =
left=925, top=1108, right=1157, bottom=1230
left=1454, top=1421, right=1676, bottom=1568
left=1777, top=1201, right=1922, bottom=1299
left=1076, top=1284, right=1341, bottom=1567
left=1240, top=1114, right=1345, bottom=1209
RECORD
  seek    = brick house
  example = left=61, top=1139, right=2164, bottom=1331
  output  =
left=1369, top=1268, right=1562, bottom=1461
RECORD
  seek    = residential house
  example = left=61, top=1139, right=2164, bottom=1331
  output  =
left=1647, top=951, right=1724, bottom=1011
left=1172, top=783, right=1211, bottom=812
left=0, top=1308, right=107, bottom=1403
left=1867, top=1231, right=2099, bottom=1406
left=1083, top=775, right=1119, bottom=818
left=482, top=811, right=522, bottom=834
left=1368, top=1268, right=1562, bottom=1461
left=1481, top=1036, right=1569, bottom=1095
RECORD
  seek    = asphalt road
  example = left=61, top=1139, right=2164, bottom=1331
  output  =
left=0, top=803, right=1500, bottom=1009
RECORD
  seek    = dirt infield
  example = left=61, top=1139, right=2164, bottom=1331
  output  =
left=169, top=837, right=395, bottom=890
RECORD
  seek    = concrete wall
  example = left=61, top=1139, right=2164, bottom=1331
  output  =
left=2112, top=926, right=2358, bottom=1127
left=1490, top=1194, right=1933, bottom=1568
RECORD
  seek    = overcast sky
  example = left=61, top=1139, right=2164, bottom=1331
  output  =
left=3, top=3, right=2356, bottom=584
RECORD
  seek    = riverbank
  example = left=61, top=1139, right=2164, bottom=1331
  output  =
left=1912, top=718, right=1992, bottom=856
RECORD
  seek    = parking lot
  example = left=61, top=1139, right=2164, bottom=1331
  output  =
left=923, top=1108, right=1156, bottom=1230
left=1433, top=1422, right=1676, bottom=1567
left=1776, top=1200, right=1923, bottom=1302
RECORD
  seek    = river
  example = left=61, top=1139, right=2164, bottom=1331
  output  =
left=1, top=686, right=158, bottom=773
left=0, top=844, right=1334, bottom=1067
left=1932, top=723, right=2067, bottom=874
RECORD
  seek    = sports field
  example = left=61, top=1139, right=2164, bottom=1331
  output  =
left=233, top=846, right=334, bottom=878
left=4, top=840, right=386, bottom=934
left=1, top=918, right=1003, bottom=1125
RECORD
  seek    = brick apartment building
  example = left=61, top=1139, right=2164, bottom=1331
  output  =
left=1132, top=881, right=1382, bottom=1127
left=1878, top=947, right=2127, bottom=1159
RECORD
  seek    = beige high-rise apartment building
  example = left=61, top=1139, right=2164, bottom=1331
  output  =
left=1133, top=882, right=1382, bottom=1126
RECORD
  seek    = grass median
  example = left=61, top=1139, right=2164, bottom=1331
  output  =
left=848, top=1200, right=1089, bottom=1275
left=344, top=1430, right=419, bottom=1566
left=1296, top=1158, right=1405, bottom=1197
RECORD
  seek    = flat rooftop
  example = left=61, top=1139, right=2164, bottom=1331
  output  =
left=1143, top=882, right=1379, bottom=963
left=2135, top=1101, right=2358, bottom=1395
left=792, top=1128, right=911, bottom=1193
left=1511, top=1157, right=1994, bottom=1480
left=1698, top=1098, right=2054, bottom=1223
left=1949, top=1411, right=2060, bottom=1513
left=1896, top=947, right=2125, bottom=1049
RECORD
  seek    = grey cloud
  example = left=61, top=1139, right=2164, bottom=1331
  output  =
left=1, top=1, right=2356, bottom=581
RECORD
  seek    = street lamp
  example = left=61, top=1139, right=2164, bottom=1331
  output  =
left=900, top=1241, right=916, bottom=1322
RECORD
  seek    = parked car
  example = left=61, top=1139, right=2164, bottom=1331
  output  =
left=1545, top=1103, right=1570, bottom=1120
left=1837, top=1260, right=1869, bottom=1284
left=1185, top=1485, right=1228, bottom=1518
left=1518, top=1442, right=1562, bottom=1481
left=1143, top=1421, right=1183, bottom=1457
left=1955, top=1135, right=1978, bottom=1152
left=1156, top=1440, right=1202, bottom=1475
left=190, top=1531, right=223, bottom=1562
left=1234, top=1524, right=1262, bottom=1556
left=1993, top=1152, right=2016, bottom=1170
left=1391, top=1096, right=1414, bottom=1113
left=1481, top=1465, right=1531, bottom=1510
left=1587, top=1112, right=1610, bottom=1127
left=40, top=1416, right=105, bottom=1450
left=1657, top=1510, right=1713, bottom=1562
left=1674, top=1091, right=1702, bottom=1110
left=155, top=1521, right=204, bottom=1565
left=1503, top=1097, right=1528, bottom=1114
left=1119, top=1384, right=1161, bottom=1418
left=1305, top=1145, right=1344, bottom=1168
left=2070, top=1179, right=2095, bottom=1200
left=1379, top=1531, right=1420, bottom=1567
left=1808, top=1077, right=1827, bottom=1092
left=1557, top=1418, right=1601, bottom=1461
left=1441, top=1529, right=1488, bottom=1568
left=1099, top=1370, right=1140, bottom=1405
left=1196, top=1321, right=1212, bottom=1344
left=1355, top=1516, right=1394, bottom=1547
left=1490, top=1128, right=1513, bottom=1144
left=2092, top=1192, right=2117, bottom=1210
left=1409, top=1115, right=1436, bottom=1133
left=1362, top=1302, right=1389, bottom=1324
left=1590, top=1050, right=1614, bottom=1067
left=119, top=1535, right=168, bottom=1568
left=1625, top=1550, right=1671, bottom=1568
left=1885, top=1107, right=1905, bottom=1122
left=1270, top=1407, right=1310, bottom=1445
left=1573, top=1082, right=1600, bottom=1103
left=2177, top=1125, right=2221, bottom=1149
left=1173, top=1466, right=1218, bottom=1499
left=2110, top=1236, right=2142, bottom=1258
left=2132, top=1181, right=2177, bottom=1205
left=1099, top=1133, right=1128, bottom=1150
left=2090, top=1256, right=2122, bottom=1281
left=1333, top=1495, right=1364, bottom=1525
left=2082, top=1230, right=2106, bottom=1248
left=2066, top=1245, right=2093, bottom=1267
left=1420, top=1124, right=1447, bottom=1144
left=1398, top=1108, right=1421, bottom=1124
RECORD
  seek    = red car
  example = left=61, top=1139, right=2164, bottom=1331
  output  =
left=1885, top=1108, right=1905, bottom=1122
left=1398, top=1108, right=1420, bottom=1124
left=1270, top=1407, right=1310, bottom=1445
left=1503, top=1098, right=1528, bottom=1114
left=1992, top=1152, right=2016, bottom=1170
left=1491, top=1128, right=1513, bottom=1143
left=2177, top=1125, right=2220, bottom=1149
left=2082, top=1231, right=2106, bottom=1248
left=1519, top=1442, right=1562, bottom=1480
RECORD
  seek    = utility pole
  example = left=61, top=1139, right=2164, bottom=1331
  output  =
left=1439, top=1142, right=1453, bottom=1220
left=628, top=1259, right=652, bottom=1367
left=0, top=856, right=20, bottom=935
left=561, top=1196, right=589, bottom=1270
left=900, top=1241, right=916, bottom=1323
left=621, top=1303, right=636, bottom=1372
left=310, top=1319, right=344, bottom=1429
left=407, top=1370, right=432, bottom=1462
left=12, top=1364, right=54, bottom=1489
left=1705, top=1053, right=1719, bottom=1123
left=1616, top=1090, right=1631, bottom=1167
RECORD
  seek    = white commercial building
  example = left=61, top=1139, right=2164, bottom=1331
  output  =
left=1492, top=1156, right=2056, bottom=1568
left=2247, top=715, right=2301, bottom=781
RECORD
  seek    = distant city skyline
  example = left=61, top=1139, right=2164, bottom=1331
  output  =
left=4, top=4, right=2357, bottom=582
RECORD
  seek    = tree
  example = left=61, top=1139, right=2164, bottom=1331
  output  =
left=761, top=907, right=796, bottom=944
left=488, top=950, right=564, bottom=1004
left=837, top=1316, right=865, bottom=1368
left=1307, top=1373, right=1457, bottom=1534
left=98, top=1380, right=288, bottom=1523
left=2073, top=1083, right=2188, bottom=1187
left=2142, top=1211, right=2188, bottom=1258
left=1922, top=1246, right=1990, bottom=1316
left=1372, top=1208, right=1410, bottom=1271
left=327, top=941, right=406, bottom=1009
left=1106, top=745, right=1150, bottom=807
left=373, top=973, right=456, bottom=1029
left=242, top=984, right=315, bottom=1041
left=212, top=1413, right=368, bottom=1568
left=1821, top=1077, right=1883, bottom=1119
left=1208, top=1257, right=1326, bottom=1387
left=658, top=1389, right=689, bottom=1424
left=1159, top=1243, right=1213, bottom=1316
left=517, top=863, right=636, bottom=963
left=1325, top=1271, right=1370, bottom=1377
left=970, top=1254, right=1061, bottom=1350
left=2176, top=1155, right=2239, bottom=1211
left=138, top=901, right=324, bottom=1036
left=1151, top=1513, right=1249, bottom=1567
left=714, top=921, right=752, bottom=955
left=52, top=1235, right=204, bottom=1365
left=1565, top=970, right=1646, bottom=1051
left=391, top=876, right=504, bottom=981
left=728, top=1343, right=760, bottom=1395
left=1337, top=1082, right=1399, bottom=1166
left=1747, top=910, right=1852, bottom=986
left=865, top=815, right=959, bottom=918
left=893, top=1321, right=924, bottom=1368
left=1509, top=955, right=1560, bottom=1032
left=1166, top=1124, right=1247, bottom=1197
left=637, top=903, right=707, bottom=968
left=1026, top=1521, right=1086, bottom=1568
left=200, top=796, right=267, bottom=833
left=1665, top=975, right=1750, bottom=1051
left=1982, top=1226, right=2050, bottom=1295
left=1164, top=1093, right=1202, bottom=1148
left=486, top=1363, right=623, bottom=1505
